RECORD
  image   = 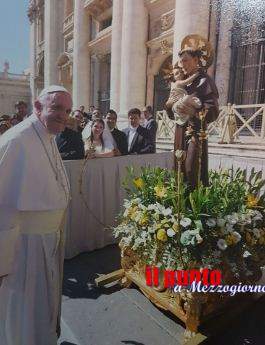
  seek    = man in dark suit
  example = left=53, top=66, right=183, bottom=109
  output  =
left=142, top=105, right=157, bottom=153
left=123, top=108, right=154, bottom=154
left=106, top=109, right=128, bottom=155
left=56, top=110, right=85, bottom=160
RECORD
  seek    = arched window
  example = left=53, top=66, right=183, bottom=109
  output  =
left=153, top=55, right=172, bottom=114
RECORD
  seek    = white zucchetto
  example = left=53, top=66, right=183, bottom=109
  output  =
left=39, top=85, right=70, bottom=98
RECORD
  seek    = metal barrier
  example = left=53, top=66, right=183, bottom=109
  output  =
left=156, top=103, right=265, bottom=145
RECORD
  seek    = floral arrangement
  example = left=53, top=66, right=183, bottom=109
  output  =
left=113, top=166, right=265, bottom=280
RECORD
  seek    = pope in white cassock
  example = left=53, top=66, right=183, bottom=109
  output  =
left=0, top=86, right=72, bottom=345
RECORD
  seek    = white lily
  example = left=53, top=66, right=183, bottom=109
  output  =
left=253, top=228, right=261, bottom=239
left=217, top=218, right=226, bottom=227
left=253, top=210, right=263, bottom=221
left=206, top=218, right=216, bottom=227
left=162, top=208, right=172, bottom=217
left=226, top=213, right=239, bottom=225
left=225, top=223, right=234, bottom=233
left=243, top=250, right=252, bottom=258
left=147, top=204, right=156, bottom=211
left=232, top=231, right=241, bottom=243
left=196, top=233, right=203, bottom=243
left=180, top=217, right=192, bottom=227
left=217, top=239, right=228, bottom=251
left=167, top=228, right=175, bottom=237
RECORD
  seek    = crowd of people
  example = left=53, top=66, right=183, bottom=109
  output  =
left=0, top=101, right=28, bottom=134
left=1, top=101, right=158, bottom=160
left=56, top=104, right=158, bottom=160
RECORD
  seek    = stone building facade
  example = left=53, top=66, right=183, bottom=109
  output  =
left=0, top=62, right=31, bottom=116
left=28, top=0, right=265, bottom=136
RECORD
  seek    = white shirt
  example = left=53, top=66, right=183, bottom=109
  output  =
left=128, top=126, right=138, bottom=151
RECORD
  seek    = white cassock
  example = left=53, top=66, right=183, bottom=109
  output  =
left=0, top=114, right=70, bottom=345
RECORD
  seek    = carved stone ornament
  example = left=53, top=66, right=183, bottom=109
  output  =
left=160, top=40, right=173, bottom=55
left=27, top=0, right=39, bottom=24
left=161, top=10, right=175, bottom=31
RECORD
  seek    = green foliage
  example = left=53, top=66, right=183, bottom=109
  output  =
left=114, top=166, right=265, bottom=276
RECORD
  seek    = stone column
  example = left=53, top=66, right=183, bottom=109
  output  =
left=119, top=0, right=148, bottom=126
left=172, top=0, right=210, bottom=64
left=72, top=0, right=90, bottom=109
left=44, top=0, right=63, bottom=86
left=215, top=1, right=236, bottom=105
left=29, top=18, right=37, bottom=102
left=91, top=55, right=100, bottom=108
left=110, top=0, right=123, bottom=113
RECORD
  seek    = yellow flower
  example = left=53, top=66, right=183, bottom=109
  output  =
left=128, top=206, right=138, bottom=220
left=258, top=230, right=265, bottom=245
left=246, top=194, right=259, bottom=208
left=161, top=219, right=170, bottom=227
left=157, top=229, right=168, bottom=242
left=226, top=234, right=236, bottom=246
left=154, top=185, right=167, bottom=198
left=259, top=236, right=265, bottom=245
left=172, top=223, right=180, bottom=232
left=246, top=232, right=256, bottom=246
left=154, top=213, right=160, bottom=221
left=139, top=214, right=149, bottom=226
left=133, top=177, right=144, bottom=189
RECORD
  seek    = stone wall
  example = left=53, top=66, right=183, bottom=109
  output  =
left=0, top=76, right=31, bottom=115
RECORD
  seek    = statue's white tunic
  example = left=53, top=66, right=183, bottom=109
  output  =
left=0, top=114, right=70, bottom=345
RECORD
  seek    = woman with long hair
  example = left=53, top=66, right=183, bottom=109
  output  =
left=84, top=119, right=114, bottom=158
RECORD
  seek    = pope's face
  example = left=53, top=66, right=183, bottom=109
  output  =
left=36, top=92, right=72, bottom=135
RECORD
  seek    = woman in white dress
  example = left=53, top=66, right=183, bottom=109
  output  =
left=84, top=119, right=114, bottom=158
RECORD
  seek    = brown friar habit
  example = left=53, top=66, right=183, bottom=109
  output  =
left=169, top=69, right=219, bottom=190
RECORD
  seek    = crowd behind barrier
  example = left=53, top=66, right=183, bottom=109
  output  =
left=1, top=102, right=158, bottom=159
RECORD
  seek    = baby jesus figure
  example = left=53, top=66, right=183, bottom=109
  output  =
left=165, top=65, right=202, bottom=126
